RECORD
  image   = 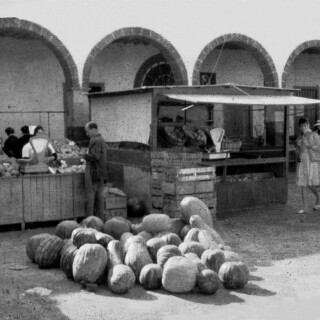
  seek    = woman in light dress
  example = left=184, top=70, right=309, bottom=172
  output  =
left=296, top=118, right=320, bottom=215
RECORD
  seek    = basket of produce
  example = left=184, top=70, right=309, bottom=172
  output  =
left=221, top=138, right=242, bottom=152
left=162, top=126, right=187, bottom=147
left=182, top=125, right=207, bottom=147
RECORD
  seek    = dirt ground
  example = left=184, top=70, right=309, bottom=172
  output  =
left=1, top=181, right=320, bottom=320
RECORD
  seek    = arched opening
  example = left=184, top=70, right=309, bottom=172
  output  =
left=282, top=41, right=320, bottom=134
left=82, top=28, right=188, bottom=92
left=192, top=33, right=278, bottom=87
left=192, top=34, right=279, bottom=146
left=0, top=18, right=80, bottom=141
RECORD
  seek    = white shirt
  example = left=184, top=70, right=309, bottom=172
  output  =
left=22, top=138, right=56, bottom=158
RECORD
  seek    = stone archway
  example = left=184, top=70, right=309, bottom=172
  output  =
left=0, top=18, right=83, bottom=139
left=192, top=33, right=279, bottom=87
left=282, top=40, right=320, bottom=88
left=82, top=27, right=188, bottom=90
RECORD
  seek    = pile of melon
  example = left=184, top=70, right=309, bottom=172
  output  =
left=26, top=197, right=249, bottom=295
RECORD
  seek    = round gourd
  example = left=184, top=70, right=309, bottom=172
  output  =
left=155, top=231, right=171, bottom=238
left=201, top=249, right=226, bottom=273
left=138, top=231, right=153, bottom=242
left=184, top=252, right=207, bottom=271
left=120, top=232, right=134, bottom=257
left=72, top=243, right=108, bottom=284
left=71, top=228, right=113, bottom=248
left=156, top=245, right=182, bottom=268
left=107, top=264, right=135, bottom=294
left=34, top=235, right=64, bottom=268
left=107, top=240, right=124, bottom=270
left=198, top=230, right=219, bottom=249
left=131, top=223, right=144, bottom=235
left=223, top=250, right=242, bottom=262
left=80, top=216, right=104, bottom=232
left=124, top=237, right=153, bottom=279
left=102, top=217, right=131, bottom=240
left=197, top=269, right=220, bottom=295
left=184, top=228, right=201, bottom=243
left=26, top=233, right=51, bottom=262
left=139, top=264, right=163, bottom=290
left=178, top=241, right=206, bottom=258
left=218, top=261, right=249, bottom=289
left=180, top=225, right=192, bottom=240
left=179, top=196, right=213, bottom=227
left=142, top=214, right=170, bottom=233
left=55, top=220, right=79, bottom=239
left=168, top=218, right=186, bottom=236
left=60, top=243, right=78, bottom=278
left=147, top=238, right=167, bottom=262
left=162, top=256, right=198, bottom=293
left=161, top=233, right=182, bottom=247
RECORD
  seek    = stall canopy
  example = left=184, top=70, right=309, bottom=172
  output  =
left=162, top=94, right=320, bottom=106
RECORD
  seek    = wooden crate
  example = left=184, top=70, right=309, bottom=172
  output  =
left=164, top=193, right=216, bottom=208
left=164, top=166, right=215, bottom=182
left=102, top=208, right=127, bottom=222
left=104, top=193, right=127, bottom=210
left=0, top=177, right=23, bottom=225
left=162, top=180, right=214, bottom=195
left=23, top=174, right=74, bottom=223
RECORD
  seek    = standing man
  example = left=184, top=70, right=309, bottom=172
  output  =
left=83, top=121, right=108, bottom=218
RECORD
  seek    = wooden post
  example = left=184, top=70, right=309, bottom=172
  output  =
left=284, top=105, right=290, bottom=180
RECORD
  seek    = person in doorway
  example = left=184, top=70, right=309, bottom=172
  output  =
left=18, top=125, right=31, bottom=155
left=3, top=127, right=20, bottom=158
left=22, top=125, right=57, bottom=164
left=296, top=117, right=320, bottom=216
left=83, top=121, right=108, bottom=218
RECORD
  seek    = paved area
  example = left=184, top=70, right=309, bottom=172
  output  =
left=1, top=177, right=320, bottom=320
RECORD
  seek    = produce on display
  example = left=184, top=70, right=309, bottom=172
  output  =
left=157, top=245, right=182, bottom=268
left=184, top=228, right=201, bottom=243
left=161, top=233, right=182, bottom=247
left=184, top=252, right=207, bottom=272
left=102, top=217, right=131, bottom=240
left=162, top=256, right=198, bottom=293
left=190, top=215, right=225, bottom=246
left=218, top=261, right=249, bottom=289
left=146, top=238, right=167, bottom=262
left=124, top=235, right=153, bottom=279
left=72, top=243, right=108, bottom=284
left=137, top=231, right=153, bottom=242
left=139, top=264, right=163, bottom=290
left=55, top=220, right=80, bottom=239
left=0, top=161, right=20, bottom=178
left=201, top=249, right=226, bottom=273
left=142, top=213, right=170, bottom=233
left=25, top=196, right=249, bottom=295
left=197, top=269, right=220, bottom=295
left=131, top=223, right=144, bottom=235
left=180, top=196, right=213, bottom=227
left=26, top=233, right=51, bottom=262
left=80, top=216, right=104, bottom=232
left=108, top=264, right=136, bottom=294
left=178, top=241, right=206, bottom=258
left=168, top=218, right=186, bottom=236
left=60, top=242, right=78, bottom=279
left=34, top=235, right=64, bottom=269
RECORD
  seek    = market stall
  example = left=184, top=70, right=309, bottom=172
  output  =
left=0, top=139, right=87, bottom=229
left=88, top=84, right=320, bottom=219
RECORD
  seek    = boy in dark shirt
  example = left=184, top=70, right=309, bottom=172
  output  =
left=3, top=127, right=20, bottom=158
left=18, top=125, right=31, bottom=156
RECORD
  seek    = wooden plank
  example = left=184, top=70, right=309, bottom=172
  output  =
left=62, top=175, right=73, bottom=220
left=107, top=149, right=151, bottom=168
left=49, top=174, right=58, bottom=221
left=73, top=173, right=86, bottom=218
left=42, top=175, right=51, bottom=221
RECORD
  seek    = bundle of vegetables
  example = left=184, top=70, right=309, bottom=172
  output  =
left=25, top=202, right=249, bottom=295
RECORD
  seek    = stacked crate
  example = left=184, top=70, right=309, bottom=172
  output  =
left=102, top=192, right=127, bottom=222
left=161, top=166, right=216, bottom=219
left=150, top=151, right=203, bottom=212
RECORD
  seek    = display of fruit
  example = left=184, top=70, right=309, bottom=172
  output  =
left=25, top=201, right=249, bottom=295
left=0, top=161, right=20, bottom=178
